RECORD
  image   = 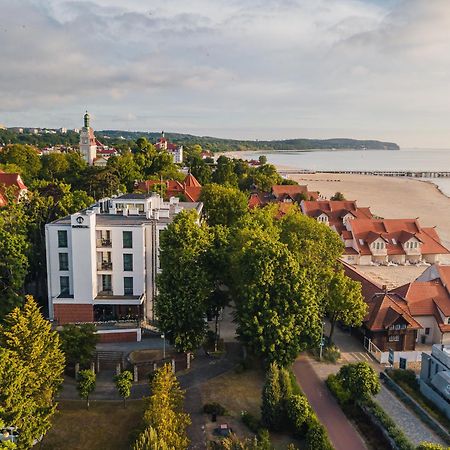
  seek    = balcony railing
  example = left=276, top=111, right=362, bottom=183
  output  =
left=97, top=261, right=113, bottom=271
left=96, top=238, right=112, bottom=247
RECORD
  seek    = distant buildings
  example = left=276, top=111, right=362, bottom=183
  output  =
left=154, top=132, right=183, bottom=164
left=45, top=192, right=202, bottom=342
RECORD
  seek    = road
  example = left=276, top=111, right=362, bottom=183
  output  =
left=292, top=355, right=367, bottom=450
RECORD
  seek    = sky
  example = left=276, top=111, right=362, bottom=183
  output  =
left=0, top=0, right=449, bottom=148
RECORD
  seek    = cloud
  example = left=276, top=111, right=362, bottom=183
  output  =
left=0, top=0, right=449, bottom=146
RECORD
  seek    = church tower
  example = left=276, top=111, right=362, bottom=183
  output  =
left=79, top=111, right=97, bottom=165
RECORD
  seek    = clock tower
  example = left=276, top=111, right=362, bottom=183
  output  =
left=79, top=111, right=97, bottom=165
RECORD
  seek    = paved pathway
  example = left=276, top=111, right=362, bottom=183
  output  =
left=375, top=385, right=446, bottom=447
left=293, top=355, right=367, bottom=450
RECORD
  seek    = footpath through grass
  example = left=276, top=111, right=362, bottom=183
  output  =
left=41, top=400, right=145, bottom=450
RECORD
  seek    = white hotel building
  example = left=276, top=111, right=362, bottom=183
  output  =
left=45, top=193, right=202, bottom=342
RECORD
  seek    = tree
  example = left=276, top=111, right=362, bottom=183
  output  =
left=80, top=167, right=122, bottom=199
left=417, top=444, right=447, bottom=450
left=77, top=370, right=96, bottom=409
left=0, top=296, right=65, bottom=448
left=305, top=419, right=332, bottom=450
left=326, top=269, right=367, bottom=342
left=114, top=370, right=133, bottom=407
left=200, top=184, right=248, bottom=227
left=40, top=153, right=69, bottom=181
left=107, top=151, right=142, bottom=192
left=214, top=432, right=272, bottom=450
left=251, top=164, right=282, bottom=192
left=132, top=426, right=173, bottom=450
left=59, top=323, right=98, bottom=367
left=258, top=155, right=267, bottom=165
left=286, top=395, right=311, bottom=434
left=330, top=192, right=345, bottom=201
left=261, top=363, right=282, bottom=430
left=336, top=362, right=380, bottom=401
left=0, top=144, right=41, bottom=182
left=156, top=210, right=212, bottom=352
left=212, top=155, right=238, bottom=186
left=143, top=364, right=190, bottom=450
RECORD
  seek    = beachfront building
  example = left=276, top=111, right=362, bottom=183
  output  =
left=154, top=132, right=183, bottom=164
left=0, top=171, right=28, bottom=207
left=300, top=200, right=373, bottom=234
left=340, top=218, right=449, bottom=265
left=136, top=173, right=202, bottom=202
left=419, top=344, right=450, bottom=419
left=45, top=192, right=202, bottom=342
left=248, top=184, right=320, bottom=209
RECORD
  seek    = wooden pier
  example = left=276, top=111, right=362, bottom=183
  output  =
left=278, top=169, right=450, bottom=178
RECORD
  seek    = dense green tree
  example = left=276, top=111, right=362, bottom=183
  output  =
left=212, top=156, right=238, bottom=186
left=114, top=370, right=133, bottom=407
left=39, top=153, right=69, bottom=180
left=305, top=419, right=333, bottom=450
left=156, top=211, right=212, bottom=352
left=132, top=426, right=173, bottom=450
left=330, top=192, right=346, bottom=201
left=107, top=151, right=142, bottom=192
left=0, top=144, right=41, bottom=182
left=417, top=444, right=447, bottom=450
left=261, top=363, right=282, bottom=430
left=232, top=225, right=322, bottom=365
left=77, top=370, right=96, bottom=409
left=336, top=362, right=380, bottom=401
left=143, top=364, right=190, bottom=450
left=80, top=167, right=122, bottom=199
left=200, top=184, right=248, bottom=227
left=258, top=155, right=268, bottom=165
left=286, top=395, right=311, bottom=434
left=0, top=297, right=65, bottom=448
left=251, top=164, right=282, bottom=192
left=59, top=324, right=98, bottom=367
left=326, top=269, right=367, bottom=342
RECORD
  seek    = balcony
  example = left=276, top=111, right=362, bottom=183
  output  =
left=96, top=238, right=112, bottom=248
left=94, top=292, right=145, bottom=306
left=97, top=261, right=113, bottom=271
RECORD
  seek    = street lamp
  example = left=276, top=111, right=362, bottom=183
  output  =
left=161, top=333, right=166, bottom=359
left=319, top=321, right=325, bottom=360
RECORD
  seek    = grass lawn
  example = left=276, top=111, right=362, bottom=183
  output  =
left=41, top=400, right=145, bottom=450
left=200, top=368, right=301, bottom=450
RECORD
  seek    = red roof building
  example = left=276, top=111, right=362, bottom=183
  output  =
left=248, top=184, right=320, bottom=209
left=0, top=171, right=28, bottom=207
left=341, top=218, right=449, bottom=266
left=136, top=174, right=202, bottom=202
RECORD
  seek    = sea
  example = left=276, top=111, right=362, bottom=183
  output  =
left=234, top=148, right=450, bottom=197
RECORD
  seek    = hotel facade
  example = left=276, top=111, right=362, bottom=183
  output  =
left=45, top=193, right=202, bottom=342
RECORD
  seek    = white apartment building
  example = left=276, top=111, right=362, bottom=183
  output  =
left=45, top=192, right=202, bottom=342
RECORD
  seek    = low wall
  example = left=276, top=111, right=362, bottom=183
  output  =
left=382, top=373, right=450, bottom=445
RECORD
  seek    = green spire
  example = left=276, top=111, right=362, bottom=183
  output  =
left=84, top=111, right=90, bottom=128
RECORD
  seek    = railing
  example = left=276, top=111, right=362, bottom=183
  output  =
left=96, top=238, right=112, bottom=247
left=98, top=289, right=113, bottom=296
left=97, top=261, right=112, bottom=270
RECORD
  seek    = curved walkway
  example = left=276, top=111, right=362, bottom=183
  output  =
left=375, top=385, right=446, bottom=447
left=293, top=355, right=367, bottom=450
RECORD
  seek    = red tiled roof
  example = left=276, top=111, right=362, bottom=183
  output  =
left=184, top=174, right=201, bottom=187
left=349, top=219, right=449, bottom=256
left=0, top=172, right=27, bottom=205
left=272, top=185, right=319, bottom=201
left=365, top=293, right=422, bottom=332
left=184, top=186, right=202, bottom=202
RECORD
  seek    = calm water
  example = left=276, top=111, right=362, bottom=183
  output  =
left=235, top=148, right=450, bottom=196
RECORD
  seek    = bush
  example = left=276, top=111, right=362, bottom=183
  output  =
left=241, top=411, right=261, bottom=433
left=323, top=345, right=341, bottom=363
left=203, top=402, right=227, bottom=416
left=336, top=362, right=380, bottom=401
left=286, top=394, right=311, bottom=436
left=388, top=369, right=419, bottom=390
left=326, top=374, right=352, bottom=406
left=305, top=417, right=333, bottom=450
left=417, top=443, right=447, bottom=450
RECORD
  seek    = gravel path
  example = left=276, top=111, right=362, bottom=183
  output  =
left=375, top=385, right=446, bottom=447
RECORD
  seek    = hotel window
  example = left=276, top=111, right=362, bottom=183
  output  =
left=123, top=254, right=133, bottom=271
left=388, top=335, right=400, bottom=342
left=395, top=324, right=401, bottom=330
left=123, top=231, right=133, bottom=249
left=59, top=253, right=69, bottom=271
left=58, top=230, right=68, bottom=248
left=102, top=274, right=112, bottom=293
left=59, top=276, right=70, bottom=296
left=124, top=277, right=133, bottom=295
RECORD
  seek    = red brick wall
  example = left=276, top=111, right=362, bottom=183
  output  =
left=98, top=331, right=138, bottom=343
left=54, top=304, right=94, bottom=324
